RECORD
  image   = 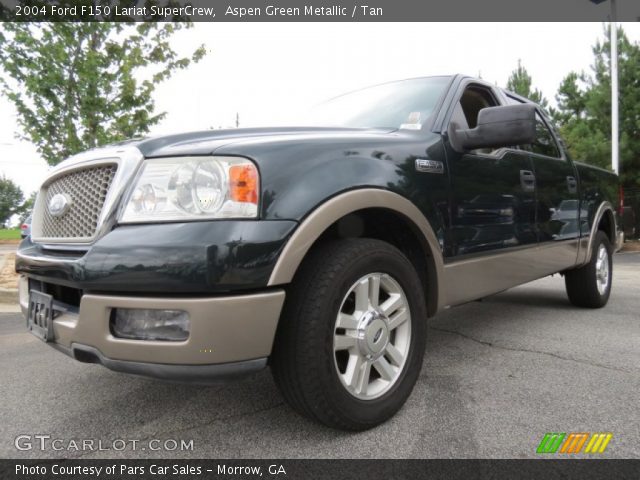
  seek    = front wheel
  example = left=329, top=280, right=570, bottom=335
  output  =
left=565, top=231, right=613, bottom=308
left=271, top=238, right=427, bottom=431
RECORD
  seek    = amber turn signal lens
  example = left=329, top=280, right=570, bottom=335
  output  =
left=229, top=164, right=259, bottom=204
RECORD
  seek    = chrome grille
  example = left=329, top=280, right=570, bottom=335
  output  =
left=40, top=164, right=118, bottom=240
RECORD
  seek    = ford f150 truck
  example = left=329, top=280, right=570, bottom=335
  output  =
left=16, top=75, right=622, bottom=430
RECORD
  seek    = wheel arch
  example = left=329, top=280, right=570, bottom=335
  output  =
left=582, top=201, right=618, bottom=265
left=267, top=189, right=445, bottom=316
left=597, top=208, right=616, bottom=245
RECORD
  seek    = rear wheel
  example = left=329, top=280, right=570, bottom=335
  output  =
left=565, top=231, right=612, bottom=308
left=271, top=238, right=427, bottom=430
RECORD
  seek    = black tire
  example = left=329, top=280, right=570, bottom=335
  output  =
left=565, top=231, right=613, bottom=308
left=271, top=238, right=427, bottom=431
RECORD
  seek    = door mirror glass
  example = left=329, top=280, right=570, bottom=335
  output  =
left=448, top=104, right=536, bottom=153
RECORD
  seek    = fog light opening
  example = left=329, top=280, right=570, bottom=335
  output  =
left=110, top=308, right=190, bottom=342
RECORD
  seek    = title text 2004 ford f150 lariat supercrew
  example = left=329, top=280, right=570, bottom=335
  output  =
left=17, top=75, right=622, bottom=430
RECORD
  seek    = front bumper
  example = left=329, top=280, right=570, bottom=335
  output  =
left=16, top=220, right=297, bottom=293
left=19, top=276, right=285, bottom=383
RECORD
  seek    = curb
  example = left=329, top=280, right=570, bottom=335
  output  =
left=0, top=303, right=20, bottom=313
left=0, top=288, right=18, bottom=304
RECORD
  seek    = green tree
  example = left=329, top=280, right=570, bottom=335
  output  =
left=0, top=22, right=205, bottom=166
left=0, top=176, right=24, bottom=227
left=506, top=59, right=549, bottom=109
left=18, top=191, right=37, bottom=223
left=554, top=26, right=640, bottom=187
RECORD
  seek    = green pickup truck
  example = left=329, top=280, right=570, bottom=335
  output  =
left=17, top=75, right=622, bottom=430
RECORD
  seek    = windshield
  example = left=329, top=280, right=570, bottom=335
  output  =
left=302, top=77, right=451, bottom=130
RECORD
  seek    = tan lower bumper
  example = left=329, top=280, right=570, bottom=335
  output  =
left=20, top=276, right=285, bottom=366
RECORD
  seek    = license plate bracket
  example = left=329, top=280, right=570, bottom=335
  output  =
left=27, top=291, right=54, bottom=342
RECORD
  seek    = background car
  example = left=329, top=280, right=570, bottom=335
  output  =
left=622, top=206, right=636, bottom=240
left=20, top=215, right=32, bottom=239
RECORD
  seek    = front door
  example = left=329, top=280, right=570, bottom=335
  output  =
left=443, top=83, right=537, bottom=259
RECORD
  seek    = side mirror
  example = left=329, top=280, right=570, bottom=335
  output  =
left=448, top=103, right=536, bottom=153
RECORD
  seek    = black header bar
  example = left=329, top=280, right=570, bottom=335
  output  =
left=2, top=459, right=640, bottom=480
left=1, top=0, right=640, bottom=22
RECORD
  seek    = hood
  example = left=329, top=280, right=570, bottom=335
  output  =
left=124, top=126, right=397, bottom=158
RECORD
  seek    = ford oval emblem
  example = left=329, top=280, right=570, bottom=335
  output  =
left=48, top=193, right=72, bottom=217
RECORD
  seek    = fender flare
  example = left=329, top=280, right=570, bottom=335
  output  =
left=267, top=189, right=445, bottom=313
left=580, top=201, right=618, bottom=265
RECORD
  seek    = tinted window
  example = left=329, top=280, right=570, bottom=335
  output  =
left=451, top=86, right=499, bottom=130
left=449, top=86, right=500, bottom=155
left=505, top=96, right=560, bottom=158
left=526, top=113, right=561, bottom=158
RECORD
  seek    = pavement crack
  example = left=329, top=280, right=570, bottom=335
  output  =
left=428, top=326, right=634, bottom=375
left=148, top=401, right=286, bottom=438
left=71, top=401, right=285, bottom=459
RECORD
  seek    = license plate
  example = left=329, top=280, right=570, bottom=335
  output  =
left=27, top=291, right=54, bottom=342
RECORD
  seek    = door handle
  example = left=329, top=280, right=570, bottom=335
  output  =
left=520, top=170, right=536, bottom=192
left=566, top=176, right=578, bottom=194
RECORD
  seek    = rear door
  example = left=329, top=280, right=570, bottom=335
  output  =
left=504, top=95, right=580, bottom=249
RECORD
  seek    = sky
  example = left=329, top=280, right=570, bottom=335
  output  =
left=1, top=22, right=639, bottom=200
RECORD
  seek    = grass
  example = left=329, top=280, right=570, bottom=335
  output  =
left=0, top=228, right=21, bottom=241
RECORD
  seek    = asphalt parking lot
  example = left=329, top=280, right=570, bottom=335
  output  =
left=0, top=253, right=638, bottom=459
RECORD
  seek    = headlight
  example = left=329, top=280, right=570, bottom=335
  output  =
left=120, top=156, right=259, bottom=223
